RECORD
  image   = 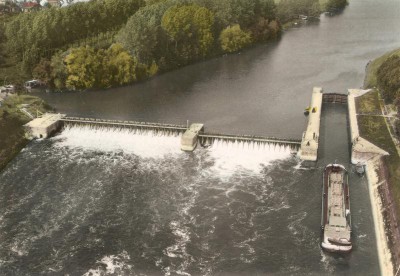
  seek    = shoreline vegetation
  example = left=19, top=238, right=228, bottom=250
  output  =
left=0, top=0, right=348, bottom=91
left=0, top=94, right=52, bottom=172
left=0, top=0, right=348, bottom=174
left=357, top=47, right=400, bottom=274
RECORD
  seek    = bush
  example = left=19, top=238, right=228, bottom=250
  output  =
left=219, top=24, right=252, bottom=53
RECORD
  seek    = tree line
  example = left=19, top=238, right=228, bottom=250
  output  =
left=4, top=0, right=341, bottom=90
left=5, top=0, right=145, bottom=70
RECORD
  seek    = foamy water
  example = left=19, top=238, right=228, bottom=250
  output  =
left=54, top=125, right=183, bottom=159
left=53, top=125, right=293, bottom=175
left=207, top=140, right=292, bottom=176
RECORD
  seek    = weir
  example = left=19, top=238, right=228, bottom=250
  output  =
left=57, top=117, right=301, bottom=151
left=198, top=133, right=300, bottom=150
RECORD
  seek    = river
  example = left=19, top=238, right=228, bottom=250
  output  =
left=1, top=0, right=400, bottom=275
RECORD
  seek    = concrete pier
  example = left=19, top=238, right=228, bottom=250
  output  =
left=347, top=89, right=389, bottom=164
left=181, top=124, right=204, bottom=152
left=24, top=113, right=65, bottom=139
left=298, top=87, right=323, bottom=161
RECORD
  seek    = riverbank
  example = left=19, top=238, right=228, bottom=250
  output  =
left=357, top=54, right=400, bottom=273
left=0, top=94, right=51, bottom=172
left=366, top=157, right=394, bottom=275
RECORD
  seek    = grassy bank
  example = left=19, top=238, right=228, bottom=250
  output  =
left=0, top=94, right=51, bottom=172
left=357, top=89, right=400, bottom=219
left=364, top=48, right=400, bottom=89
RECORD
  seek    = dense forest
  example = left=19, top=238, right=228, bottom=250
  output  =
left=2, top=0, right=347, bottom=90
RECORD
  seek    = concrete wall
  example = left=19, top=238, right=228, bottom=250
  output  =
left=347, top=89, right=388, bottom=164
left=298, top=87, right=323, bottom=161
left=24, top=113, right=65, bottom=139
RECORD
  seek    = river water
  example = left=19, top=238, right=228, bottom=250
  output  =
left=1, top=0, right=400, bottom=275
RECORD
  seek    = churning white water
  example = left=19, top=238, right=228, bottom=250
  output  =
left=53, top=125, right=293, bottom=175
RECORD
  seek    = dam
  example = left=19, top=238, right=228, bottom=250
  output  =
left=23, top=88, right=390, bottom=165
left=24, top=114, right=302, bottom=152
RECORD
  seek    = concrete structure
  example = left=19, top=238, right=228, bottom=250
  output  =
left=24, top=113, right=65, bottom=139
left=181, top=124, right=204, bottom=152
left=298, top=87, right=323, bottom=161
left=60, top=117, right=302, bottom=151
left=347, top=89, right=389, bottom=164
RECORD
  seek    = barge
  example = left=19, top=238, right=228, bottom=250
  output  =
left=321, top=164, right=352, bottom=253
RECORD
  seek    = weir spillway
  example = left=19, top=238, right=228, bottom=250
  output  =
left=58, top=117, right=301, bottom=151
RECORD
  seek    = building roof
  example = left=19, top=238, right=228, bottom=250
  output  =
left=22, top=2, right=39, bottom=8
left=24, top=113, right=64, bottom=128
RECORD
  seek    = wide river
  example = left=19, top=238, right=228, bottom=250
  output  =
left=1, top=0, right=400, bottom=275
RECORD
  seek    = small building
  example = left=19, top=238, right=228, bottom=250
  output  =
left=21, top=2, right=41, bottom=12
left=24, top=113, right=65, bottom=139
left=47, top=0, right=60, bottom=7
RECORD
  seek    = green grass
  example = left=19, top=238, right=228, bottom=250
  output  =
left=356, top=89, right=381, bottom=114
left=364, top=48, right=400, bottom=89
left=357, top=90, right=400, bottom=222
left=0, top=94, right=52, bottom=172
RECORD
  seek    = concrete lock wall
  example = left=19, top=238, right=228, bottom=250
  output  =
left=298, top=87, right=323, bottom=161
left=347, top=89, right=389, bottom=164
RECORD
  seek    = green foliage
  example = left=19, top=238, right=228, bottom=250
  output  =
left=63, top=44, right=149, bottom=90
left=377, top=55, right=400, bottom=103
left=50, top=51, right=68, bottom=89
left=65, top=46, right=101, bottom=90
left=196, top=0, right=275, bottom=28
left=219, top=24, right=252, bottom=53
left=276, top=0, right=321, bottom=23
left=117, top=1, right=173, bottom=65
left=32, top=58, right=52, bottom=85
left=161, top=4, right=214, bottom=63
left=249, top=18, right=280, bottom=42
left=101, top=43, right=138, bottom=87
left=326, top=0, right=347, bottom=11
left=5, top=0, right=145, bottom=70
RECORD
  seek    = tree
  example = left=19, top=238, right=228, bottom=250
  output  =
left=33, top=58, right=52, bottom=85
left=326, top=0, right=348, bottom=11
left=161, top=4, right=214, bottom=64
left=5, top=0, right=145, bottom=71
left=65, top=46, right=101, bottom=90
left=117, top=1, right=172, bottom=65
left=276, top=0, right=321, bottom=23
left=50, top=51, right=68, bottom=89
left=219, top=24, right=252, bottom=53
left=101, top=43, right=138, bottom=87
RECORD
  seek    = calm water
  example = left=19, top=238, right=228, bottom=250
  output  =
left=38, top=0, right=400, bottom=139
left=2, top=0, right=400, bottom=274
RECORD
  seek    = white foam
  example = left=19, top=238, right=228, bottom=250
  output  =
left=207, top=140, right=292, bottom=176
left=54, top=125, right=182, bottom=159
left=53, top=126, right=293, bottom=176
left=83, top=251, right=132, bottom=276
